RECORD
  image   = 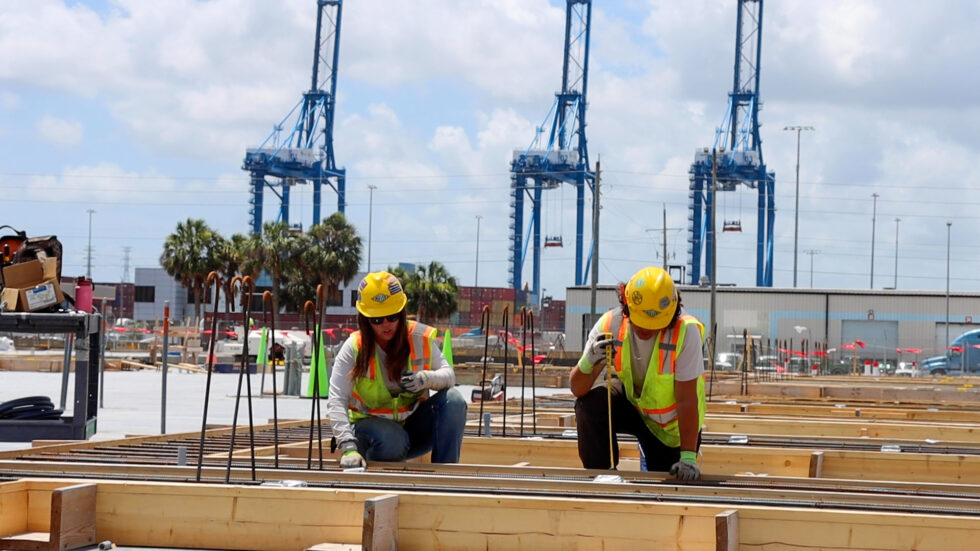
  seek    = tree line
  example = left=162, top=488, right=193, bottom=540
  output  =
left=159, top=214, right=459, bottom=327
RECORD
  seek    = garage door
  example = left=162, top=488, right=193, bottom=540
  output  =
left=841, top=320, right=898, bottom=361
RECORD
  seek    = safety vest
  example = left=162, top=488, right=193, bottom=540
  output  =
left=348, top=321, right=441, bottom=423
left=598, top=309, right=706, bottom=448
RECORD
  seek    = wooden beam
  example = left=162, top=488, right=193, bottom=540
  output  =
left=3, top=478, right=978, bottom=551
left=808, top=451, right=824, bottom=478
left=362, top=494, right=397, bottom=551
left=715, top=509, right=738, bottom=551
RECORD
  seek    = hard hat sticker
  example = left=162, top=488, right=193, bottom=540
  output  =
left=371, top=293, right=389, bottom=303
left=388, top=281, right=402, bottom=295
left=630, top=291, right=643, bottom=305
left=659, top=296, right=672, bottom=309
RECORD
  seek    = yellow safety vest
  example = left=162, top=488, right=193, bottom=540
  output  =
left=599, top=309, right=706, bottom=448
left=348, top=321, right=440, bottom=423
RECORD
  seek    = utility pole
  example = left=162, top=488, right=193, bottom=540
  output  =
left=804, top=249, right=820, bottom=287
left=662, top=204, right=668, bottom=270
left=709, top=149, right=717, bottom=372
left=366, top=185, right=377, bottom=272
left=870, top=193, right=879, bottom=289
left=893, top=218, right=900, bottom=289
left=122, top=246, right=132, bottom=283
left=86, top=209, right=95, bottom=277
left=589, top=159, right=601, bottom=327
left=946, top=220, right=952, bottom=348
left=474, top=215, right=482, bottom=287
left=783, top=125, right=813, bottom=288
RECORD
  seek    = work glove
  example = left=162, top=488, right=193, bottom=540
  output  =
left=338, top=440, right=366, bottom=469
left=669, top=450, right=701, bottom=481
left=400, top=370, right=430, bottom=393
left=579, top=332, right=614, bottom=374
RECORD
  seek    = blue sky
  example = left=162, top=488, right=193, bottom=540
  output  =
left=1, top=0, right=978, bottom=299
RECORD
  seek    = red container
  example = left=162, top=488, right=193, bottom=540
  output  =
left=75, top=277, right=93, bottom=313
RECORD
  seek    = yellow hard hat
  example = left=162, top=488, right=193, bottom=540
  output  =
left=355, top=271, right=408, bottom=318
left=624, top=266, right=677, bottom=330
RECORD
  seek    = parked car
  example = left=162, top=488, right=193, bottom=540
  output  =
left=714, top=352, right=743, bottom=371
left=754, top=355, right=784, bottom=373
left=894, top=361, right=921, bottom=377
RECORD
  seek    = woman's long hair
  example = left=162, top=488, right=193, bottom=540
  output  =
left=351, top=309, right=410, bottom=381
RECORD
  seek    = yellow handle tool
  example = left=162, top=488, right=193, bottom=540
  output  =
left=603, top=332, right=614, bottom=469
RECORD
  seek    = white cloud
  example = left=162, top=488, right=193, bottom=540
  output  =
left=36, top=114, right=84, bottom=147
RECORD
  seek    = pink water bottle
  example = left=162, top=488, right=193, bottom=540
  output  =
left=75, top=277, right=93, bottom=312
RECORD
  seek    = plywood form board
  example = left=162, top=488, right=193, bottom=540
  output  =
left=8, top=478, right=980, bottom=551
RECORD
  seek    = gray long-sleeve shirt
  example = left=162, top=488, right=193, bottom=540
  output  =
left=327, top=333, right=455, bottom=445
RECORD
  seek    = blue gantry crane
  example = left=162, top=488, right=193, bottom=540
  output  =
left=510, top=0, right=594, bottom=303
left=242, top=0, right=346, bottom=234
left=687, top=0, right=775, bottom=286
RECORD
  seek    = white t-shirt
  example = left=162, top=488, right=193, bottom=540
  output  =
left=581, top=309, right=704, bottom=393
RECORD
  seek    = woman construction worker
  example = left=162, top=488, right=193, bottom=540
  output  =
left=570, top=266, right=705, bottom=480
left=328, top=271, right=467, bottom=468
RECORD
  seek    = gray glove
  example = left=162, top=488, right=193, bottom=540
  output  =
left=400, top=370, right=430, bottom=393
left=669, top=453, right=701, bottom=481
left=338, top=440, right=366, bottom=469
left=582, top=332, right=614, bottom=373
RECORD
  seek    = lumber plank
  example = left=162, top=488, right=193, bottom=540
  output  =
left=0, top=481, right=29, bottom=540
left=715, top=509, right=738, bottom=551
left=362, top=495, right=397, bottom=551
left=50, top=483, right=96, bottom=551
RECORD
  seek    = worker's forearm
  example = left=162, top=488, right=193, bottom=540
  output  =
left=569, top=366, right=600, bottom=397
left=675, top=378, right=700, bottom=452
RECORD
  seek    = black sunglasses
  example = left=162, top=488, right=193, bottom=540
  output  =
left=369, top=313, right=401, bottom=325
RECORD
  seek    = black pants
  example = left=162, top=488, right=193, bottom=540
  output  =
left=574, top=379, right=700, bottom=471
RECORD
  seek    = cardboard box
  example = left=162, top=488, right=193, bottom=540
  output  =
left=1, top=258, right=65, bottom=312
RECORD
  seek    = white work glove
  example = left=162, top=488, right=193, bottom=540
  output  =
left=579, top=333, right=614, bottom=374
left=669, top=451, right=701, bottom=481
left=400, top=370, right=430, bottom=393
left=338, top=440, right=366, bottom=469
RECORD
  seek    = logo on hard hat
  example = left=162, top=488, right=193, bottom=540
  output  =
left=371, top=293, right=389, bottom=303
left=630, top=291, right=643, bottom=306
left=358, top=279, right=368, bottom=290
left=658, top=296, right=671, bottom=309
left=643, top=309, right=661, bottom=318
left=388, top=281, right=402, bottom=295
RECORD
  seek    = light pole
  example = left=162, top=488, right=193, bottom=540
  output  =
left=893, top=218, right=900, bottom=289
left=474, top=215, right=482, bottom=287
left=804, top=249, right=820, bottom=287
left=85, top=209, right=95, bottom=277
left=946, top=220, right=952, bottom=348
left=870, top=192, right=879, bottom=289
left=366, top=185, right=377, bottom=272
left=783, top=125, right=813, bottom=288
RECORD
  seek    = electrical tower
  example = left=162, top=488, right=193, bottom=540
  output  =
left=242, top=0, right=346, bottom=234
left=510, top=0, right=594, bottom=303
left=687, top=0, right=775, bottom=286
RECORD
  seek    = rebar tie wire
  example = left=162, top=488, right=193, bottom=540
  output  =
left=262, top=290, right=280, bottom=469
left=477, top=305, right=491, bottom=436
left=196, top=271, right=221, bottom=482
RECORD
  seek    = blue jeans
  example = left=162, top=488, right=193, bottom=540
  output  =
left=352, top=387, right=467, bottom=463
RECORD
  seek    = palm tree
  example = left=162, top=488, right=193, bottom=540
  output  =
left=390, top=261, right=459, bottom=322
left=240, top=222, right=303, bottom=329
left=160, top=218, right=222, bottom=322
left=214, top=233, right=251, bottom=312
left=300, top=212, right=362, bottom=298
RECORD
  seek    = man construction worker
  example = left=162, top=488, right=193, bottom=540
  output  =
left=570, top=266, right=705, bottom=480
left=328, top=271, right=467, bottom=469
